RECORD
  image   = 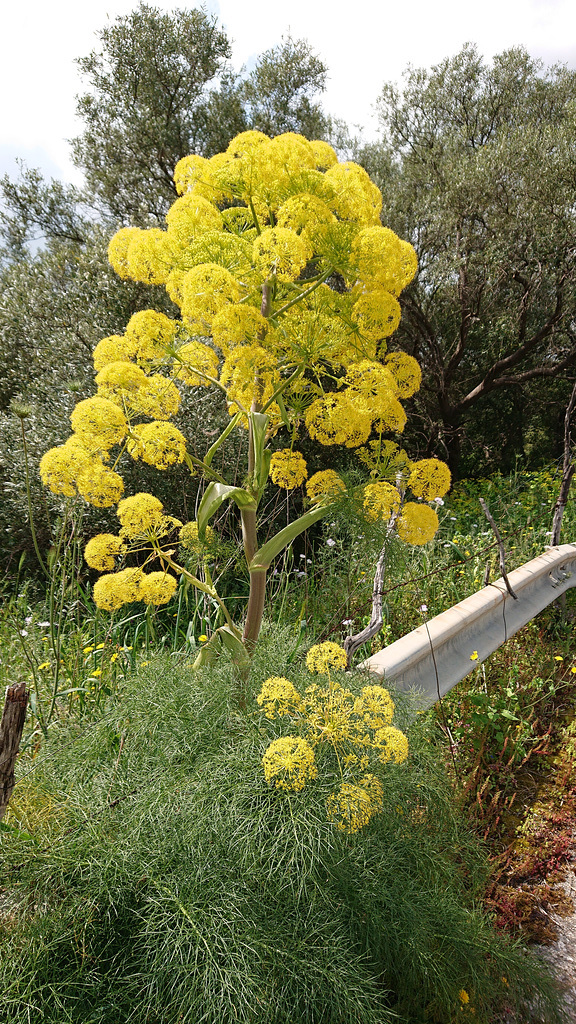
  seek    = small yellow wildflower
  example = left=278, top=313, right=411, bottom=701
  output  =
left=459, top=989, right=470, bottom=1004
left=470, top=651, right=479, bottom=661
left=83, top=645, right=95, bottom=654
left=92, top=668, right=102, bottom=678
left=198, top=634, right=208, bottom=643
left=38, top=662, right=50, bottom=671
left=554, top=655, right=563, bottom=661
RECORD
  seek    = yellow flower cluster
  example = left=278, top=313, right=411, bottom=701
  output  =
left=408, top=459, right=451, bottom=501
left=269, top=450, right=307, bottom=489
left=43, top=129, right=448, bottom=634
left=102, top=131, right=420, bottom=450
left=92, top=567, right=177, bottom=610
left=84, top=533, right=126, bottom=571
left=306, top=470, right=346, bottom=505
left=396, top=503, right=439, bottom=545
left=179, top=520, right=215, bottom=556
left=363, top=481, right=402, bottom=523
left=262, top=736, right=318, bottom=792
left=116, top=493, right=164, bottom=538
left=258, top=660, right=408, bottom=832
left=257, top=676, right=302, bottom=718
left=326, top=778, right=383, bottom=834
left=127, top=421, right=187, bottom=470
left=305, top=642, right=348, bottom=673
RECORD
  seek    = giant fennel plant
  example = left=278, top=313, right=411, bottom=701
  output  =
left=40, top=130, right=451, bottom=669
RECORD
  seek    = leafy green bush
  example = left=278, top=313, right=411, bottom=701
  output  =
left=1, top=636, right=564, bottom=1023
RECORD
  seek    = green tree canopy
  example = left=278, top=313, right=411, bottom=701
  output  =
left=70, top=3, right=333, bottom=222
left=361, top=45, right=576, bottom=473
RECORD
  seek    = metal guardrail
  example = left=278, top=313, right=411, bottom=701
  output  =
left=361, top=544, right=576, bottom=709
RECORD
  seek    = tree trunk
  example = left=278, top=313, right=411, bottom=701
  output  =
left=0, top=682, right=28, bottom=822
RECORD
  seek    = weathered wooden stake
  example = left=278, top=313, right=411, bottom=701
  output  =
left=0, top=682, right=28, bottom=822
left=551, top=380, right=576, bottom=547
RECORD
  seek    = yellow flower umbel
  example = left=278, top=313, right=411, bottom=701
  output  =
left=305, top=642, right=348, bottom=673
left=262, top=736, right=318, bottom=792
left=257, top=657, right=408, bottom=834
left=326, top=782, right=374, bottom=834
left=306, top=470, right=346, bottom=505
left=257, top=677, right=302, bottom=719
left=269, top=450, right=307, bottom=489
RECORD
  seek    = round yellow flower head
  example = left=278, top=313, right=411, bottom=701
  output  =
left=363, top=482, right=402, bottom=523
left=354, top=685, right=395, bottom=729
left=93, top=334, right=137, bottom=372
left=140, top=571, right=178, bottom=606
left=173, top=153, right=209, bottom=195
left=352, top=289, right=401, bottom=342
left=306, top=641, right=347, bottom=674
left=95, top=362, right=149, bottom=408
left=252, top=227, right=311, bottom=282
left=326, top=782, right=374, bottom=834
left=125, top=309, right=178, bottom=362
left=269, top=450, right=308, bottom=489
left=84, top=534, right=125, bottom=572
left=174, top=340, right=220, bottom=386
left=396, top=503, right=439, bottom=545
left=325, top=161, right=382, bottom=226
left=39, top=438, right=95, bottom=497
left=77, top=463, right=124, bottom=508
left=310, top=139, right=338, bottom=170
left=181, top=262, right=242, bottom=330
left=127, top=421, right=187, bottom=470
left=70, top=396, right=128, bottom=450
left=93, top=567, right=144, bottom=611
left=126, top=228, right=172, bottom=286
left=132, top=375, right=181, bottom=420
left=351, top=226, right=405, bottom=293
left=211, top=304, right=268, bottom=354
left=305, top=392, right=371, bottom=447
left=306, top=470, right=346, bottom=505
left=384, top=352, right=422, bottom=399
left=256, top=677, right=302, bottom=719
left=108, top=226, right=142, bottom=279
left=275, top=193, right=336, bottom=240
left=398, top=239, right=418, bottom=290
left=165, top=193, right=223, bottom=247
left=116, top=493, right=164, bottom=539
left=408, top=459, right=451, bottom=501
left=262, top=736, right=317, bottom=792
left=374, top=725, right=409, bottom=765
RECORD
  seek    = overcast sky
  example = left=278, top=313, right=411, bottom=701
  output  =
left=2, top=0, right=575, bottom=185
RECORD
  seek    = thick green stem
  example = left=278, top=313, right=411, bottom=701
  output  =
left=242, top=568, right=267, bottom=648
left=274, top=267, right=333, bottom=317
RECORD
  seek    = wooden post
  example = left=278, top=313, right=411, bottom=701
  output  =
left=0, top=682, right=28, bottom=822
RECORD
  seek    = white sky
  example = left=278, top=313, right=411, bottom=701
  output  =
left=2, top=0, right=575, bottom=185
